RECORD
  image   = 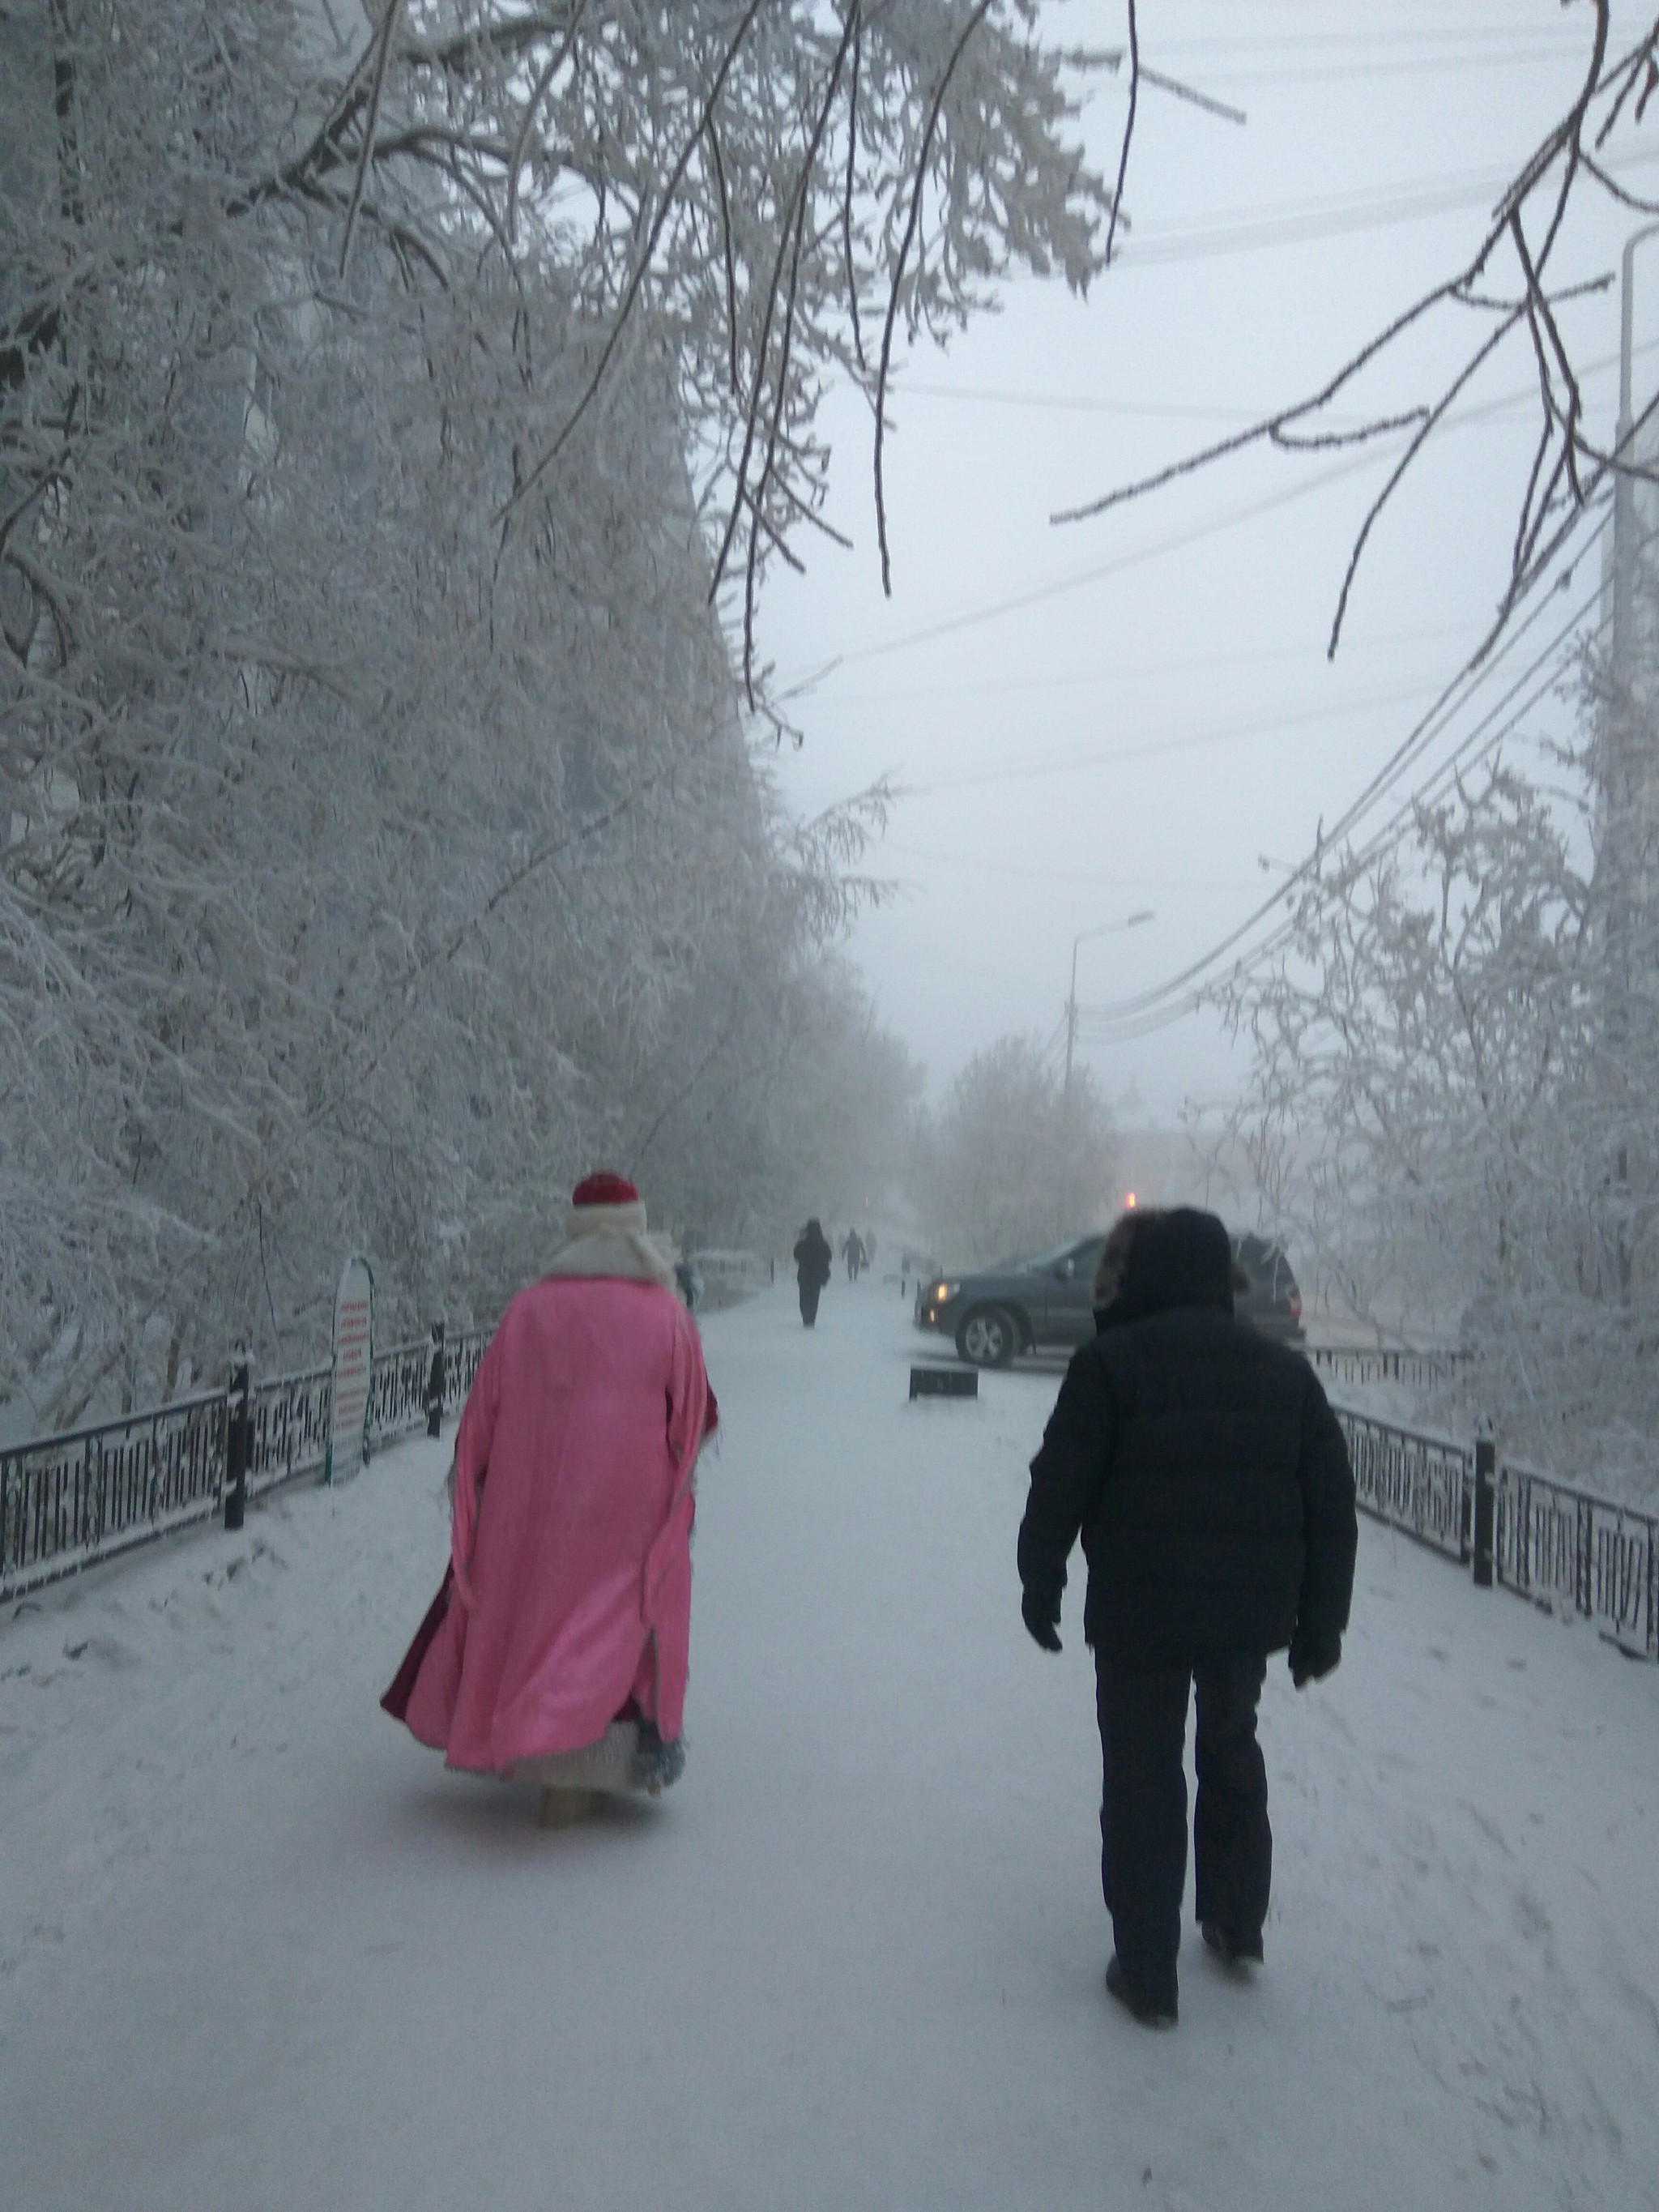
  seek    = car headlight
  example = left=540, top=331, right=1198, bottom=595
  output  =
left=932, top=1280, right=958, bottom=1302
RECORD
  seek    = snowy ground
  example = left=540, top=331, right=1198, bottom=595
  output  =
left=2, top=1284, right=1656, bottom=2212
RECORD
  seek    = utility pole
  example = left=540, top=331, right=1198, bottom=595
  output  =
left=1613, top=221, right=1659, bottom=685
left=1603, top=222, right=1659, bottom=1300
left=1608, top=221, right=1659, bottom=857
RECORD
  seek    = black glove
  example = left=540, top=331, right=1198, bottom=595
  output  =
left=1021, top=1591, right=1063, bottom=1654
left=1288, top=1630, right=1341, bottom=1689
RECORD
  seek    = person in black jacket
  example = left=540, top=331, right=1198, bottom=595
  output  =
left=793, top=1218, right=834, bottom=1327
left=1017, top=1206, right=1356, bottom=2029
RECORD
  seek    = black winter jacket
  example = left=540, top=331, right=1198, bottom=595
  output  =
left=793, top=1223, right=833, bottom=1288
left=1017, top=1210, right=1356, bottom=1666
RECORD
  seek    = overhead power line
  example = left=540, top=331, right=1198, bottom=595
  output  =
left=1094, top=591, right=1601, bottom=1033
left=1109, top=146, right=1659, bottom=271
left=825, top=620, right=1473, bottom=711
left=1149, top=27, right=1585, bottom=62
left=780, top=362, right=1619, bottom=699
left=777, top=440, right=1396, bottom=698
left=1177, top=49, right=1599, bottom=92
left=879, top=839, right=1260, bottom=893
left=1077, top=631, right=1591, bottom=1044
left=899, top=382, right=1261, bottom=425
left=1077, top=525, right=1611, bottom=1040
left=903, top=679, right=1444, bottom=799
left=895, top=333, right=1659, bottom=430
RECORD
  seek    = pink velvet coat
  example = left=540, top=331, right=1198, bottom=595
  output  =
left=394, top=1275, right=716, bottom=1771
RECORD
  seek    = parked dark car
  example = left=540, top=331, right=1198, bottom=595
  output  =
left=914, top=1234, right=1108, bottom=1366
left=1230, top=1231, right=1306, bottom=1345
left=915, top=1226, right=1306, bottom=1366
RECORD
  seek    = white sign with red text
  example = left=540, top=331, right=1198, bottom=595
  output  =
left=326, top=1253, right=375, bottom=1485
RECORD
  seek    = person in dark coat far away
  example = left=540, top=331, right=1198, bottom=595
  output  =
left=793, top=1218, right=834, bottom=1328
left=1017, top=1206, right=1357, bottom=2030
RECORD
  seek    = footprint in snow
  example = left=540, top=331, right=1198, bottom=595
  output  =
left=63, top=1635, right=138, bottom=1670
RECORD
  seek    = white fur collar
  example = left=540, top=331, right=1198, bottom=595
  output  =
left=545, top=1202, right=677, bottom=1292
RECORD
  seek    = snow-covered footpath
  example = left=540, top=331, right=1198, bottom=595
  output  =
left=2, top=1287, right=1656, bottom=2212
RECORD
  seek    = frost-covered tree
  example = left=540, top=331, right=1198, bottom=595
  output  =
left=1218, top=736, right=1659, bottom=1495
left=913, top=1033, right=1116, bottom=1265
left=1, top=1, right=1105, bottom=1421
left=269, top=0, right=1110, bottom=698
left=633, top=945, right=922, bottom=1257
left=1064, top=4, right=1659, bottom=670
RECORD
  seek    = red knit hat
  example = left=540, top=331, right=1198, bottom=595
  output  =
left=571, top=1170, right=639, bottom=1208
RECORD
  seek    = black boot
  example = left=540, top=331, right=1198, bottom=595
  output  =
left=1105, top=1954, right=1178, bottom=2029
left=1201, top=1921, right=1264, bottom=1968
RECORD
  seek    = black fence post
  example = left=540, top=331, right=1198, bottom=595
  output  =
left=1472, top=1430, right=1495, bottom=1589
left=424, top=1322, right=446, bottom=1438
left=224, top=1361, right=250, bottom=1531
left=1576, top=1496, right=1594, bottom=1621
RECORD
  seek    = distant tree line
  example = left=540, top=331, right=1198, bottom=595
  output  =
left=910, top=1035, right=1117, bottom=1265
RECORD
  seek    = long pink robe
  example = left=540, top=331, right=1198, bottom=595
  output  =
left=391, top=1275, right=716, bottom=1771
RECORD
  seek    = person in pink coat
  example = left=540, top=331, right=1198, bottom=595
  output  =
left=382, top=1172, right=718, bottom=1826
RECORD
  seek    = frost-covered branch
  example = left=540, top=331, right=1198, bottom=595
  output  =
left=1056, top=2, right=1659, bottom=662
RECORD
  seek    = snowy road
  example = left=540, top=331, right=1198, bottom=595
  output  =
left=3, top=1286, right=1656, bottom=2212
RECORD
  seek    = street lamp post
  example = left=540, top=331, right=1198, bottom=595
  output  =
left=1064, top=909, right=1155, bottom=1097
left=1613, top=219, right=1659, bottom=681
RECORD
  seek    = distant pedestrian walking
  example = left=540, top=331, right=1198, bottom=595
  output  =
left=423, top=1322, right=446, bottom=1437
left=1017, top=1206, right=1356, bottom=2028
left=794, top=1217, right=833, bottom=1327
left=843, top=1228, right=867, bottom=1283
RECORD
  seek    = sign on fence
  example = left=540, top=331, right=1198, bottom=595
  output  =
left=326, top=1255, right=374, bottom=1485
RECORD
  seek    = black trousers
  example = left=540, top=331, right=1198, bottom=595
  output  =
left=1093, top=1651, right=1271, bottom=2011
left=799, top=1279, right=823, bottom=1326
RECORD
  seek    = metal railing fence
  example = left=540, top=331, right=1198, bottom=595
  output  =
left=7, top=1329, right=1656, bottom=1659
left=1333, top=1402, right=1658, bottom=1661
left=1337, top=1408, right=1473, bottom=1562
left=1308, top=1344, right=1465, bottom=1392
left=1495, top=1461, right=1659, bottom=1659
left=0, top=1390, right=230, bottom=1605
left=247, top=1364, right=332, bottom=1497
left=1, top=1326, right=491, bottom=1603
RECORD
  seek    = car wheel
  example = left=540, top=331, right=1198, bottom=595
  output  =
left=956, top=1305, right=1020, bottom=1368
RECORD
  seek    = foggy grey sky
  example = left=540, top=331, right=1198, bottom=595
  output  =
left=759, top=2, right=1648, bottom=1122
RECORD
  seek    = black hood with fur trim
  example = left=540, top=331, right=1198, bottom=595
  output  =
left=1095, top=1206, right=1234, bottom=1330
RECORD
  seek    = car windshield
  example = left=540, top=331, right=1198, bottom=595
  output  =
left=1016, top=1236, right=1099, bottom=1274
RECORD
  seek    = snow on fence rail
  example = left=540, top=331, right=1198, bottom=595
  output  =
left=1307, top=1343, right=1466, bottom=1392
left=1495, top=1461, right=1659, bottom=1661
left=1339, top=1407, right=1473, bottom=1562
left=0, top=1328, right=490, bottom=1603
left=1333, top=1403, right=1659, bottom=1662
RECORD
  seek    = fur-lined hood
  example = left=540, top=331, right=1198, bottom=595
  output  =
left=1093, top=1206, right=1235, bottom=1327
